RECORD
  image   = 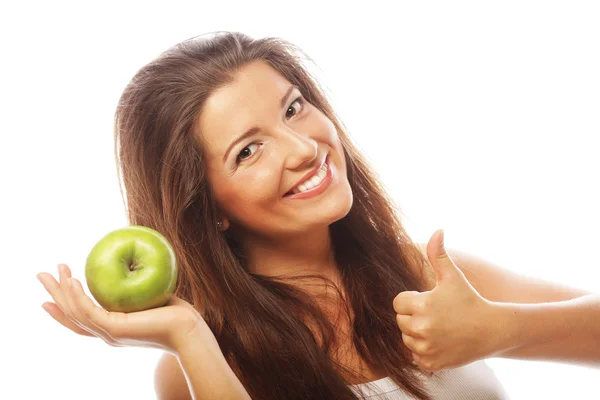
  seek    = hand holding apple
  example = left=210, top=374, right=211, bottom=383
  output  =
left=37, top=263, right=204, bottom=353
left=36, top=225, right=207, bottom=353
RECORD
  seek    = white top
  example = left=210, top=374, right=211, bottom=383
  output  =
left=348, top=360, right=510, bottom=399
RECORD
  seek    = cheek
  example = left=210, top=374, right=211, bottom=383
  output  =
left=328, top=127, right=346, bottom=170
left=216, top=174, right=278, bottom=213
left=320, top=117, right=343, bottom=152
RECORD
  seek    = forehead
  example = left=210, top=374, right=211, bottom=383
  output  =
left=198, top=61, right=292, bottom=159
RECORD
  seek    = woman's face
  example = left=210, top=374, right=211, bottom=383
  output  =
left=197, top=60, right=352, bottom=240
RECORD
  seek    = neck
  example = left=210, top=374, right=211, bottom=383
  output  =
left=238, top=226, right=342, bottom=293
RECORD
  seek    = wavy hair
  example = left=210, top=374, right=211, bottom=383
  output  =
left=114, top=31, right=436, bottom=399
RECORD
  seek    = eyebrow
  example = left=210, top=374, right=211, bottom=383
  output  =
left=222, top=85, right=299, bottom=163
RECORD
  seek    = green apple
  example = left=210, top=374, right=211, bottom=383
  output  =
left=85, top=225, right=178, bottom=313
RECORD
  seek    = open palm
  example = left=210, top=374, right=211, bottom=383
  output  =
left=37, top=264, right=203, bottom=354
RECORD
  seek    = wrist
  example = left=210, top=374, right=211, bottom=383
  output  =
left=486, top=301, right=524, bottom=357
left=171, top=317, right=219, bottom=357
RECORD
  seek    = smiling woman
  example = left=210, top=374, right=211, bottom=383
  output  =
left=111, top=31, right=452, bottom=400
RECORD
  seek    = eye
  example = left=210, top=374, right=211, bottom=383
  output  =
left=235, top=142, right=261, bottom=165
left=285, top=96, right=305, bottom=119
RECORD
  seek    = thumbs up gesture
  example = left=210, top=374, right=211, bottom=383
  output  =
left=393, top=230, right=497, bottom=371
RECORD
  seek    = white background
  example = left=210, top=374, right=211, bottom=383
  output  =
left=2, top=1, right=599, bottom=399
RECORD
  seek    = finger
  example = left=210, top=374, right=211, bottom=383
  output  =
left=56, top=265, right=76, bottom=319
left=393, top=291, right=420, bottom=315
left=404, top=331, right=436, bottom=360
left=37, top=271, right=73, bottom=319
left=402, top=331, right=420, bottom=355
left=58, top=263, right=72, bottom=286
left=396, top=314, right=419, bottom=337
left=68, top=278, right=124, bottom=346
left=402, top=332, right=432, bottom=360
left=57, top=266, right=99, bottom=335
left=398, top=315, right=429, bottom=338
left=41, top=302, right=95, bottom=337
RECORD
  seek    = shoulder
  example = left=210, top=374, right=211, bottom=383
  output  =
left=154, top=352, right=192, bottom=400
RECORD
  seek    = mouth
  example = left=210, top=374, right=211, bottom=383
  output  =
left=283, top=156, right=331, bottom=198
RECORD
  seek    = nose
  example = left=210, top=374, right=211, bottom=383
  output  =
left=280, top=128, right=319, bottom=170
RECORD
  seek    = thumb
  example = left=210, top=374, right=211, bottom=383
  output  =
left=426, top=229, right=460, bottom=285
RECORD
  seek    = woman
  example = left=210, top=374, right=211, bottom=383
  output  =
left=36, top=31, right=598, bottom=400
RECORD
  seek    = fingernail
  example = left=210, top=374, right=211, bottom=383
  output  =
left=36, top=273, right=42, bottom=282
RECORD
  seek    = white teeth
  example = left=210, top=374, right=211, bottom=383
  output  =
left=290, top=162, right=328, bottom=194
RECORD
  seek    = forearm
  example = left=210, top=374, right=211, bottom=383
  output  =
left=490, top=294, right=600, bottom=368
left=175, top=323, right=251, bottom=400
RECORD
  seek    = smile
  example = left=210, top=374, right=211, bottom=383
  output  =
left=283, top=156, right=333, bottom=200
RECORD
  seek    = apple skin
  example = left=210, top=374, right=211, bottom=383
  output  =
left=85, top=225, right=178, bottom=313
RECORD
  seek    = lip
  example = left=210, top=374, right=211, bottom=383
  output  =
left=283, top=156, right=332, bottom=200
left=284, top=155, right=327, bottom=196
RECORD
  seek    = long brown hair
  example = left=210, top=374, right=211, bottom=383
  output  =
left=114, top=31, right=436, bottom=399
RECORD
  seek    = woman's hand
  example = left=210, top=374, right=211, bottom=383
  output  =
left=394, top=230, right=500, bottom=372
left=37, top=263, right=204, bottom=354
